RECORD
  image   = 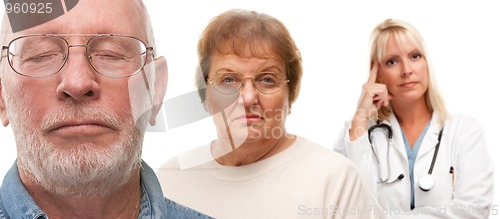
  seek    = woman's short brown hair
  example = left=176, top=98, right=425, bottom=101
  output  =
left=196, top=9, right=302, bottom=104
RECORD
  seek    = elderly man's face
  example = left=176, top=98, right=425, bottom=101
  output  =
left=0, top=0, right=166, bottom=197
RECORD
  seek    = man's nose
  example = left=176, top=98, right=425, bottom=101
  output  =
left=56, top=46, right=100, bottom=101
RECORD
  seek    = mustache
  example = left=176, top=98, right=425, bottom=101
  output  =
left=41, top=104, right=122, bottom=132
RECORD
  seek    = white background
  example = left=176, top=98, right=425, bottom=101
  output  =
left=1, top=0, right=499, bottom=216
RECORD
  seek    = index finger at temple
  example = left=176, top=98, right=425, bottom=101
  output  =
left=368, top=62, right=379, bottom=83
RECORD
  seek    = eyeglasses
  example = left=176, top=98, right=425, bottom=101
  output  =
left=0, top=34, right=153, bottom=78
left=208, top=72, right=289, bottom=94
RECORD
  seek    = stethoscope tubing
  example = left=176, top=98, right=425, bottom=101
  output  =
left=428, top=128, right=444, bottom=175
left=368, top=121, right=444, bottom=190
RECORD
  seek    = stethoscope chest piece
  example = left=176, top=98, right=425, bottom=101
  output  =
left=418, top=174, right=435, bottom=192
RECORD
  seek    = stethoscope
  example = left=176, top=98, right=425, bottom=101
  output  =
left=368, top=121, right=444, bottom=192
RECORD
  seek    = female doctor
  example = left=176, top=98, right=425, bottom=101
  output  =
left=334, top=19, right=493, bottom=218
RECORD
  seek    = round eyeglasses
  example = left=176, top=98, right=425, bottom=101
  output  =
left=0, top=34, right=153, bottom=78
left=208, top=72, right=289, bottom=95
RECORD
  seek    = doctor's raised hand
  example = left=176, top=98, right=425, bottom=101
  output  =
left=349, top=62, right=392, bottom=141
left=334, top=19, right=493, bottom=218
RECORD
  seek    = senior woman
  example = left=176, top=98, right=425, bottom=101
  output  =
left=158, top=9, right=382, bottom=219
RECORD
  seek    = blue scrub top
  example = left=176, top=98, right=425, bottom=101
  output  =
left=401, top=120, right=431, bottom=210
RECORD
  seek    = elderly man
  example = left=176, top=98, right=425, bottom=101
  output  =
left=0, top=0, right=211, bottom=218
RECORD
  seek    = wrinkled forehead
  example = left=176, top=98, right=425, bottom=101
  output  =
left=1, top=0, right=147, bottom=43
left=215, top=37, right=282, bottom=62
left=377, top=30, right=424, bottom=61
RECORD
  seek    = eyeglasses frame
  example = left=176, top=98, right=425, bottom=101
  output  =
left=207, top=72, right=290, bottom=95
left=1, top=33, right=154, bottom=78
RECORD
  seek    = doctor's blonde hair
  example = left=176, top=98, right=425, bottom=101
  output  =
left=369, top=19, right=448, bottom=125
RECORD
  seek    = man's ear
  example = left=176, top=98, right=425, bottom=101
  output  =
left=0, top=80, right=10, bottom=127
left=149, top=56, right=167, bottom=126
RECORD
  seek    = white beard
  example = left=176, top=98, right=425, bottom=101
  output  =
left=11, top=104, right=145, bottom=198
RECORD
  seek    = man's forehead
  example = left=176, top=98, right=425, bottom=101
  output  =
left=4, top=0, right=147, bottom=42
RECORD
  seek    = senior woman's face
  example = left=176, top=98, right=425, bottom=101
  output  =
left=206, top=53, right=290, bottom=146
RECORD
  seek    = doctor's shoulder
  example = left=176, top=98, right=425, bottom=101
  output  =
left=443, top=113, right=489, bottom=153
left=444, top=113, right=486, bottom=138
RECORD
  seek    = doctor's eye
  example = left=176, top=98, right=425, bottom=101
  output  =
left=411, top=53, right=422, bottom=60
left=385, top=59, right=397, bottom=66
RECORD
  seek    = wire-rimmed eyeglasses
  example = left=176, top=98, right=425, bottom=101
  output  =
left=208, top=72, right=289, bottom=94
left=0, top=34, right=154, bottom=78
